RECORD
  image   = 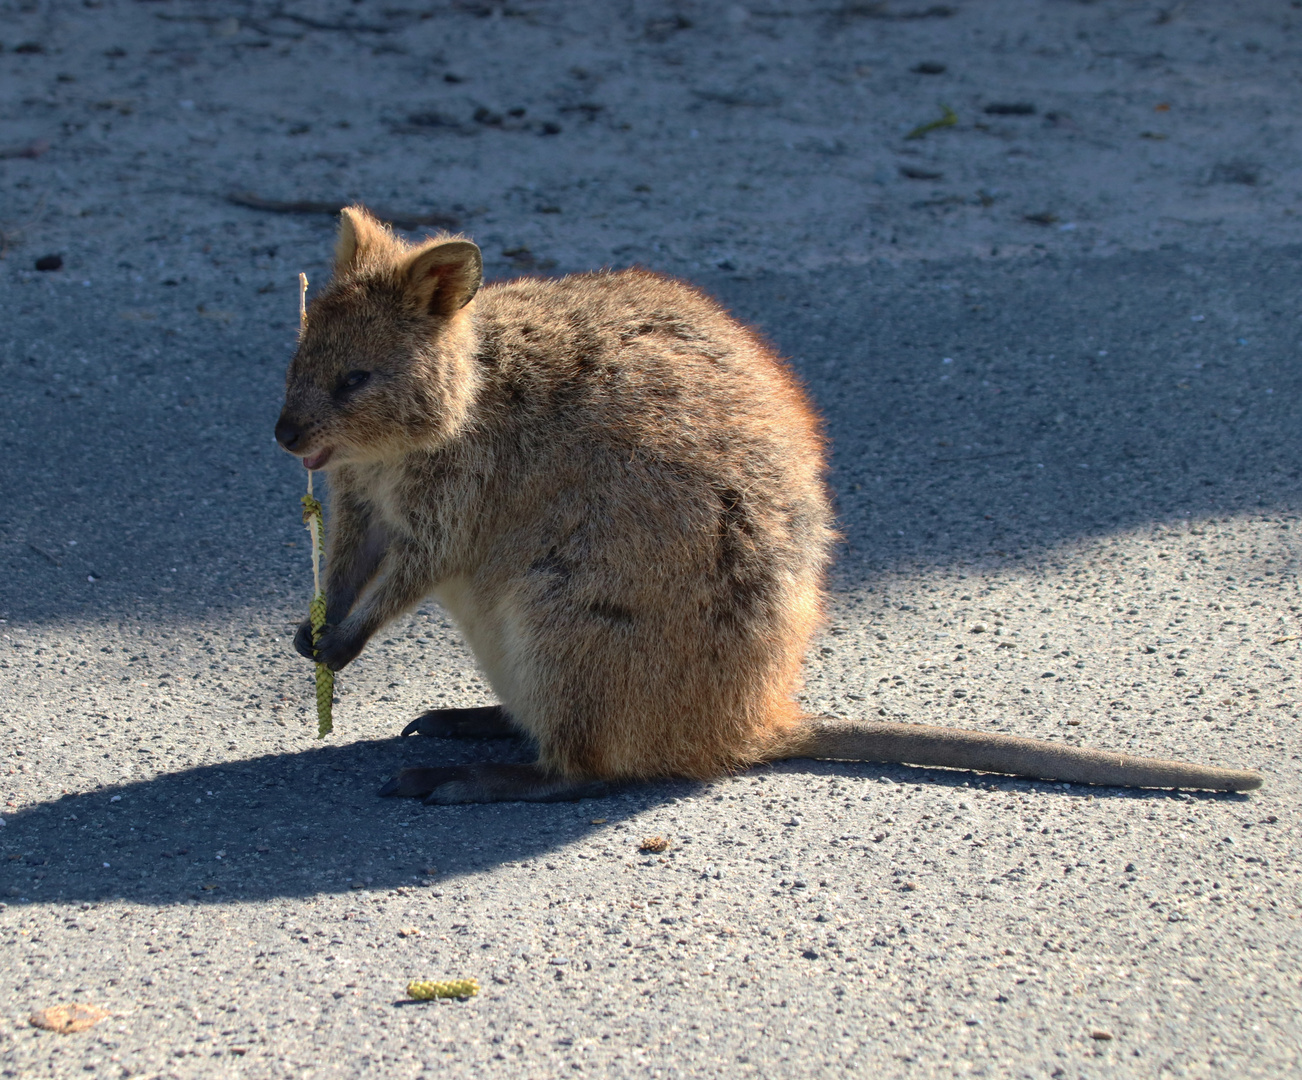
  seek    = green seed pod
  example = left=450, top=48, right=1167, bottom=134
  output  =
left=406, top=978, right=480, bottom=1001
left=315, top=663, right=334, bottom=737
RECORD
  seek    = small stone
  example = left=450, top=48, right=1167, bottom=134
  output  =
left=639, top=836, right=669, bottom=854
left=971, top=623, right=989, bottom=633
left=1090, top=1030, right=1113, bottom=1041
left=35, top=254, right=63, bottom=272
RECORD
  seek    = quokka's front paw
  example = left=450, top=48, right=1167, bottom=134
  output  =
left=311, top=625, right=367, bottom=671
left=292, top=619, right=317, bottom=661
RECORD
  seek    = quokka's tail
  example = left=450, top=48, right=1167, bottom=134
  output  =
left=777, top=716, right=1262, bottom=792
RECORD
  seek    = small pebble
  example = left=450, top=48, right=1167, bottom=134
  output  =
left=35, top=254, right=63, bottom=272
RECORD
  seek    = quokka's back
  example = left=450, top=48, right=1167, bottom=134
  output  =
left=441, top=267, right=839, bottom=780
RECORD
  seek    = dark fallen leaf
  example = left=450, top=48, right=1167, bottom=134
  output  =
left=0, top=139, right=49, bottom=160
left=984, top=102, right=1036, bottom=115
left=393, top=111, right=476, bottom=136
left=644, top=15, right=691, bottom=42
left=842, top=3, right=955, bottom=19
left=1208, top=160, right=1259, bottom=186
left=693, top=88, right=782, bottom=108
left=227, top=193, right=459, bottom=231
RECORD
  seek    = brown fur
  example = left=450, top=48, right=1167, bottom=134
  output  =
left=275, top=207, right=1261, bottom=799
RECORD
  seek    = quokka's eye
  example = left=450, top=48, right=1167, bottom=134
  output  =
left=340, top=370, right=370, bottom=391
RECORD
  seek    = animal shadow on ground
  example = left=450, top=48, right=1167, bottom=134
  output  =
left=0, top=743, right=1247, bottom=908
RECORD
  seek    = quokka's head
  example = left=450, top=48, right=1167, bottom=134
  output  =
left=275, top=205, right=484, bottom=470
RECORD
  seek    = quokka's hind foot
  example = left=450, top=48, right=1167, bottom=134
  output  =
left=401, top=705, right=518, bottom=740
left=379, top=762, right=612, bottom=805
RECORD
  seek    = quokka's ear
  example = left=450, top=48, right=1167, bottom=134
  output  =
left=334, top=205, right=392, bottom=276
left=401, top=238, right=483, bottom=316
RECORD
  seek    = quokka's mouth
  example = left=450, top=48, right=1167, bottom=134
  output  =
left=302, top=447, right=333, bottom=470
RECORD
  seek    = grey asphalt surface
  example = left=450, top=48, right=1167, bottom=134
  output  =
left=3, top=245, right=1299, bottom=1079
left=2, top=3, right=1301, bottom=1079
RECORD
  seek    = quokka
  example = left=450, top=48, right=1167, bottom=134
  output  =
left=273, top=207, right=1261, bottom=803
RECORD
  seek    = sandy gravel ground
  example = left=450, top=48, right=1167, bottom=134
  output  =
left=0, top=2, right=1299, bottom=1078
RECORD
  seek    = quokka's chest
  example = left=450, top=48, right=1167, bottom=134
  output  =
left=350, top=455, right=485, bottom=541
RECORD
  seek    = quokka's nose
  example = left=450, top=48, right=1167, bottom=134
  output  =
left=275, top=416, right=304, bottom=451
